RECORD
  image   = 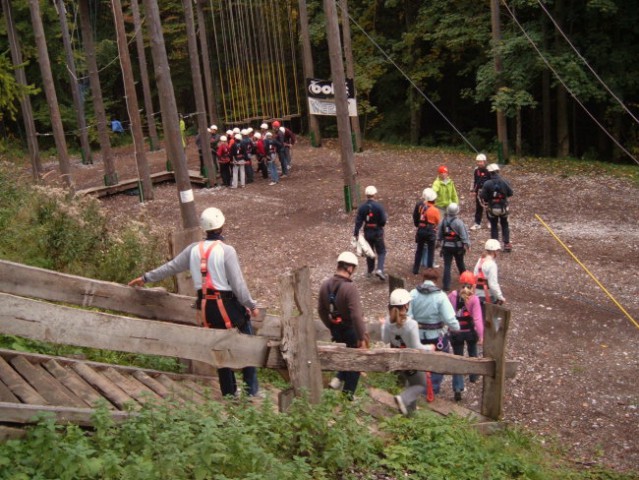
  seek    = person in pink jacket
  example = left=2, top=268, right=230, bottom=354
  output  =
left=447, top=271, right=483, bottom=402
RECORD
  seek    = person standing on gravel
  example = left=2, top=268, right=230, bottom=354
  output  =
left=480, top=163, right=513, bottom=252
left=436, top=202, right=470, bottom=292
left=128, top=207, right=261, bottom=399
left=412, top=187, right=440, bottom=274
left=470, top=153, right=490, bottom=231
left=353, top=186, right=388, bottom=281
left=432, top=165, right=459, bottom=218
left=474, top=239, right=506, bottom=314
left=318, top=251, right=369, bottom=399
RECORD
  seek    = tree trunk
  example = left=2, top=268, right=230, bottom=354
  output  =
left=490, top=0, right=509, bottom=162
left=541, top=17, right=552, bottom=157
left=78, top=0, right=118, bottom=186
left=340, top=0, right=361, bottom=152
left=55, top=0, right=92, bottom=166
left=183, top=0, right=217, bottom=186
left=324, top=0, right=357, bottom=211
left=298, top=0, right=321, bottom=147
left=556, top=85, right=569, bottom=157
left=143, top=0, right=198, bottom=229
left=195, top=0, right=218, bottom=126
left=111, top=0, right=153, bottom=200
left=516, top=107, right=522, bottom=157
left=27, top=0, right=74, bottom=192
left=1, top=0, right=41, bottom=180
left=409, top=89, right=421, bottom=145
left=130, top=0, right=160, bottom=151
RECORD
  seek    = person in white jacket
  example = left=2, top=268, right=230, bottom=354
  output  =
left=473, top=239, right=506, bottom=316
left=379, top=288, right=435, bottom=416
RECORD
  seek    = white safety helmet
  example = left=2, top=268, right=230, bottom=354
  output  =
left=207, top=125, right=218, bottom=133
left=279, top=126, right=285, bottom=133
left=260, top=123, right=268, bottom=130
left=253, top=132, right=262, bottom=139
left=364, top=185, right=377, bottom=196
left=486, top=163, right=500, bottom=172
left=219, top=135, right=227, bottom=142
left=446, top=202, right=459, bottom=216
left=389, top=288, right=411, bottom=307
left=232, top=127, right=240, bottom=134
left=234, top=133, right=242, bottom=140
left=240, top=129, right=248, bottom=136
left=247, top=127, right=253, bottom=134
left=200, top=207, right=225, bottom=231
left=337, top=251, right=359, bottom=267
left=485, top=239, right=501, bottom=251
left=226, top=129, right=233, bottom=136
left=422, top=187, right=437, bottom=202
left=265, top=132, right=273, bottom=138
left=475, top=153, right=487, bottom=162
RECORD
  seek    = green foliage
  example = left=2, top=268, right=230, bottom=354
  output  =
left=0, top=53, right=39, bottom=123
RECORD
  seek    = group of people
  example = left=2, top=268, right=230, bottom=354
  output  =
left=195, top=120, right=296, bottom=188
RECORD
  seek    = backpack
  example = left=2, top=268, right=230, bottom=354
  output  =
left=327, top=282, right=344, bottom=325
left=442, top=219, right=464, bottom=251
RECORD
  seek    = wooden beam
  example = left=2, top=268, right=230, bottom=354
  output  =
left=0, top=357, right=48, bottom=405
left=481, top=304, right=510, bottom=420
left=0, top=402, right=130, bottom=426
left=72, top=363, right=137, bottom=410
left=43, top=359, right=114, bottom=409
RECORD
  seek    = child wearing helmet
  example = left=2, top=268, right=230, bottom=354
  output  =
left=412, top=187, right=440, bottom=273
left=437, top=202, right=470, bottom=292
left=470, top=153, right=489, bottom=230
left=474, top=239, right=505, bottom=314
left=431, top=165, right=459, bottom=217
left=379, top=289, right=435, bottom=416
left=448, top=271, right=484, bottom=402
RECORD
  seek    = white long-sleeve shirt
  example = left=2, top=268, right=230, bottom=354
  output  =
left=474, top=255, right=504, bottom=302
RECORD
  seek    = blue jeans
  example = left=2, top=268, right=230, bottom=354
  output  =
left=279, top=148, right=290, bottom=175
left=268, top=154, right=279, bottom=183
left=331, top=325, right=361, bottom=398
left=420, top=335, right=450, bottom=394
left=451, top=334, right=479, bottom=393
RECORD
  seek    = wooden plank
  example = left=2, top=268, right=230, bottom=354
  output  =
left=43, top=359, right=114, bottom=409
left=0, top=378, right=19, bottom=403
left=279, top=267, right=323, bottom=404
left=10, top=356, right=87, bottom=408
left=71, top=363, right=138, bottom=410
left=0, top=293, right=285, bottom=370
left=0, top=425, right=27, bottom=441
left=277, top=387, right=295, bottom=413
left=0, top=402, right=130, bottom=426
left=0, top=259, right=196, bottom=325
left=101, top=368, right=163, bottom=404
left=0, top=357, right=48, bottom=405
left=131, top=371, right=171, bottom=398
left=76, top=171, right=176, bottom=198
left=155, top=374, right=205, bottom=404
left=481, top=304, right=510, bottom=420
left=180, top=379, right=221, bottom=401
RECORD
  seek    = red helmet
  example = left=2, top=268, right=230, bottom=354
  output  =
left=272, top=120, right=281, bottom=128
left=438, top=165, right=449, bottom=175
left=459, top=271, right=476, bottom=285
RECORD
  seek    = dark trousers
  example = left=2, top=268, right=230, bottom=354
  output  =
left=330, top=325, right=361, bottom=398
left=488, top=214, right=510, bottom=243
left=413, top=227, right=435, bottom=273
left=474, top=195, right=484, bottom=225
left=257, top=157, right=269, bottom=178
left=219, top=163, right=232, bottom=186
left=451, top=334, right=479, bottom=392
left=245, top=161, right=254, bottom=183
left=364, top=228, right=386, bottom=274
left=442, top=249, right=466, bottom=291
left=420, top=335, right=450, bottom=394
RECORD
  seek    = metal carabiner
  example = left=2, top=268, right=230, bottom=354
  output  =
left=436, top=336, right=444, bottom=351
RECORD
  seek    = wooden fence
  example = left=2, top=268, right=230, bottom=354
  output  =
left=0, top=259, right=514, bottom=421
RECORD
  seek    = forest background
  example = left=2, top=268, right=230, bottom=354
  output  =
left=1, top=0, right=638, bottom=164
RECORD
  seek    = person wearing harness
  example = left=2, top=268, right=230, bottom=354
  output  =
left=216, top=135, right=232, bottom=187
left=412, top=187, right=440, bottom=274
left=474, top=239, right=506, bottom=318
left=408, top=268, right=460, bottom=395
left=480, top=163, right=514, bottom=252
left=379, top=288, right=436, bottom=416
left=432, top=165, right=459, bottom=218
left=436, top=202, right=470, bottom=292
left=448, top=271, right=483, bottom=402
left=470, top=153, right=490, bottom=231
left=353, top=186, right=388, bottom=281
left=318, top=251, right=368, bottom=399
left=128, top=208, right=261, bottom=398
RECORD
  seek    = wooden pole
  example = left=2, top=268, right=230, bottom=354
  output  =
left=1, top=0, right=41, bottom=180
left=111, top=0, right=154, bottom=201
left=323, top=0, right=357, bottom=211
left=339, top=0, right=362, bottom=152
left=54, top=0, right=93, bottom=166
left=481, top=303, right=510, bottom=420
left=78, top=0, right=118, bottom=186
left=183, top=0, right=217, bottom=186
left=297, top=0, right=321, bottom=147
left=490, top=0, right=509, bottom=162
left=130, top=0, right=161, bottom=151
left=195, top=0, right=218, bottom=125
left=27, top=0, right=74, bottom=193
left=142, top=0, right=199, bottom=229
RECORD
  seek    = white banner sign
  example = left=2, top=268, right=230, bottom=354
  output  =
left=308, top=98, right=358, bottom=117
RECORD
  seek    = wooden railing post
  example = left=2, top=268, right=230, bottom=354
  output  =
left=278, top=267, right=323, bottom=410
left=481, top=303, right=510, bottom=420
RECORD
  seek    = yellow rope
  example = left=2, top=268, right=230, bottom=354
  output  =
left=535, top=214, right=639, bottom=330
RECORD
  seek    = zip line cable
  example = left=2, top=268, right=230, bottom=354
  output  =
left=535, top=214, right=639, bottom=331
left=501, top=1, right=639, bottom=166
left=535, top=0, right=639, bottom=126
left=338, top=0, right=478, bottom=153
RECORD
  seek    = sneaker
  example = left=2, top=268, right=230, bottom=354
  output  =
left=433, top=263, right=440, bottom=269
left=281, top=174, right=288, bottom=178
left=454, top=391, right=462, bottom=402
left=504, top=242, right=512, bottom=252
left=268, top=182, right=277, bottom=186
left=470, top=224, right=481, bottom=231
left=394, top=395, right=409, bottom=416
left=374, top=269, right=387, bottom=281
left=329, top=377, right=344, bottom=390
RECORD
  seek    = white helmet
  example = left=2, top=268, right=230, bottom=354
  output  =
left=279, top=126, right=285, bottom=133
left=389, top=288, right=411, bottom=307
left=422, top=187, right=437, bottom=202
left=446, top=202, right=459, bottom=216
left=232, top=127, right=240, bottom=134
left=247, top=128, right=253, bottom=134
left=265, top=132, right=273, bottom=137
left=219, top=135, right=227, bottom=142
left=207, top=125, right=218, bottom=133
left=485, top=239, right=501, bottom=251
left=200, top=207, right=225, bottom=231
left=486, top=163, right=500, bottom=172
left=260, top=123, right=268, bottom=130
left=226, top=129, right=233, bottom=136
left=364, top=185, right=377, bottom=196
left=240, top=129, right=248, bottom=136
left=475, top=153, right=487, bottom=162
left=234, top=133, right=242, bottom=140
left=337, top=251, right=358, bottom=267
left=253, top=132, right=262, bottom=139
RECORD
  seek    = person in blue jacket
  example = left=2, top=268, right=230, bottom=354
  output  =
left=353, top=185, right=388, bottom=281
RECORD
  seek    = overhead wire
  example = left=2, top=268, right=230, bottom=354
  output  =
left=500, top=1, right=638, bottom=166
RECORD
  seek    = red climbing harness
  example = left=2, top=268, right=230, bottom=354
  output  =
left=199, top=241, right=234, bottom=329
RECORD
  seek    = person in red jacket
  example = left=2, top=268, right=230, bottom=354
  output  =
left=216, top=135, right=232, bottom=187
left=253, top=132, right=268, bottom=179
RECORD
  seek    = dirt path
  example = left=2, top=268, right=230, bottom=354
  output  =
left=46, top=137, right=639, bottom=472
